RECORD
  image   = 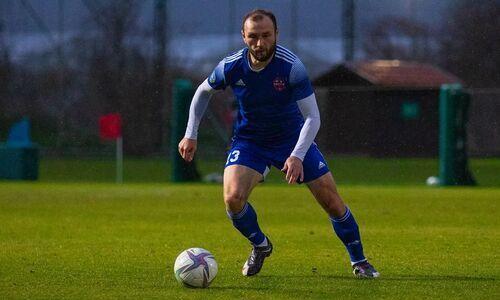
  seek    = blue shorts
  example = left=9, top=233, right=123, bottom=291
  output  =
left=225, top=139, right=330, bottom=183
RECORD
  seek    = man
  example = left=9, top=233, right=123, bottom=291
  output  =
left=178, top=9, right=379, bottom=278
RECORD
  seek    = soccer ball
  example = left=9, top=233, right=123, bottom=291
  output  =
left=426, top=176, right=440, bottom=186
left=174, top=248, right=218, bottom=288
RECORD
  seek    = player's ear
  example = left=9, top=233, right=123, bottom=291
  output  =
left=241, top=29, right=245, bottom=40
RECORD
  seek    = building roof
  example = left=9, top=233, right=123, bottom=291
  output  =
left=314, top=60, right=463, bottom=88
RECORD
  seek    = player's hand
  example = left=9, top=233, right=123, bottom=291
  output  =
left=281, top=156, right=304, bottom=184
left=178, top=138, right=197, bottom=162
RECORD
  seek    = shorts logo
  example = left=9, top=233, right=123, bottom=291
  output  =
left=318, top=161, right=326, bottom=169
left=273, top=77, right=286, bottom=92
left=235, top=79, right=245, bottom=86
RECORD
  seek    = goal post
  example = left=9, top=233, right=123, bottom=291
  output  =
left=438, top=84, right=476, bottom=186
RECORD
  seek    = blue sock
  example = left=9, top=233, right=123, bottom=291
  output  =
left=227, top=202, right=266, bottom=245
left=330, top=206, right=366, bottom=264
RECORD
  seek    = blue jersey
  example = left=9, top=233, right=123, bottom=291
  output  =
left=207, top=45, right=314, bottom=147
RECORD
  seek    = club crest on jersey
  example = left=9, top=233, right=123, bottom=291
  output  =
left=273, top=77, right=286, bottom=92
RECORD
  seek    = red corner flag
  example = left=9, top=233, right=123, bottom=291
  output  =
left=99, top=113, right=124, bottom=183
left=99, top=113, right=122, bottom=140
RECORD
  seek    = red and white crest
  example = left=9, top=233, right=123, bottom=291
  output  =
left=273, top=77, right=286, bottom=92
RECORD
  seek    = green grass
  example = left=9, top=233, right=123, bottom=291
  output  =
left=36, top=157, right=500, bottom=186
left=0, top=182, right=499, bottom=299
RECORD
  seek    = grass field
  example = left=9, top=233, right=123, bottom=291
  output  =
left=0, top=158, right=499, bottom=299
left=37, top=157, right=500, bottom=186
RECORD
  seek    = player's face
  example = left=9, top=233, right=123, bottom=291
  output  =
left=242, top=16, right=277, bottom=62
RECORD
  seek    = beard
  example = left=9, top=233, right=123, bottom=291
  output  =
left=249, top=42, right=276, bottom=62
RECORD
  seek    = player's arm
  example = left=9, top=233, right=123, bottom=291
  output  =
left=178, top=79, right=217, bottom=162
left=282, top=58, right=319, bottom=183
left=282, top=94, right=321, bottom=183
left=179, top=59, right=226, bottom=162
left=291, top=93, right=321, bottom=161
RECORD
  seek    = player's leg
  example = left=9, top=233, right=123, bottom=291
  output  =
left=224, top=144, right=274, bottom=276
left=299, top=145, right=379, bottom=278
left=223, top=164, right=266, bottom=246
left=306, top=172, right=364, bottom=261
left=306, top=172, right=379, bottom=278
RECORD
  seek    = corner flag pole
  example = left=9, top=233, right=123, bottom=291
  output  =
left=116, top=136, right=123, bottom=184
left=99, top=113, right=123, bottom=184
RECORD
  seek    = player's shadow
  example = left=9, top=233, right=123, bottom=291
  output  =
left=259, top=274, right=497, bottom=282
left=210, top=286, right=273, bottom=291
left=209, top=274, right=496, bottom=292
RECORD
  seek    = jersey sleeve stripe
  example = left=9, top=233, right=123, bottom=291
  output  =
left=226, top=49, right=244, bottom=60
left=275, top=54, right=295, bottom=64
left=226, top=53, right=241, bottom=61
left=277, top=45, right=298, bottom=58
left=225, top=55, right=242, bottom=62
left=227, top=49, right=243, bottom=57
left=225, top=55, right=243, bottom=63
left=277, top=45, right=298, bottom=59
left=276, top=50, right=297, bottom=63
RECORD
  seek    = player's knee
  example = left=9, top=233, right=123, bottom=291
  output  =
left=327, top=200, right=345, bottom=217
left=323, top=190, right=345, bottom=217
left=224, top=191, right=247, bottom=213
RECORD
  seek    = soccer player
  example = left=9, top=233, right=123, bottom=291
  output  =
left=178, top=9, right=379, bottom=278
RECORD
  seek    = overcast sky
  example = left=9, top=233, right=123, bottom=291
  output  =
left=0, top=0, right=453, bottom=74
left=1, top=0, right=450, bottom=38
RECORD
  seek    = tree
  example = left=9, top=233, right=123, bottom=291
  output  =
left=81, top=0, right=167, bottom=154
left=439, top=0, right=500, bottom=87
left=363, top=16, right=435, bottom=63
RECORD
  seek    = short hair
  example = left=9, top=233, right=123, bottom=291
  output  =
left=241, top=9, right=277, bottom=32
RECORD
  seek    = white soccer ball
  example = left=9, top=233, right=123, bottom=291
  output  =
left=174, top=248, right=218, bottom=288
left=426, top=176, right=440, bottom=186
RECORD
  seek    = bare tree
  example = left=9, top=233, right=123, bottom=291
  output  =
left=439, top=0, right=500, bottom=87
left=81, top=0, right=166, bottom=154
left=363, top=16, right=434, bottom=62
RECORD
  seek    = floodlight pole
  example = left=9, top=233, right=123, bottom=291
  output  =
left=116, top=137, right=123, bottom=184
left=154, top=0, right=168, bottom=150
left=290, top=0, right=298, bottom=52
left=342, top=0, right=355, bottom=61
left=0, top=1, right=6, bottom=54
left=228, top=0, right=235, bottom=52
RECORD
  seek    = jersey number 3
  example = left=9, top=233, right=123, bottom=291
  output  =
left=226, top=150, right=240, bottom=164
